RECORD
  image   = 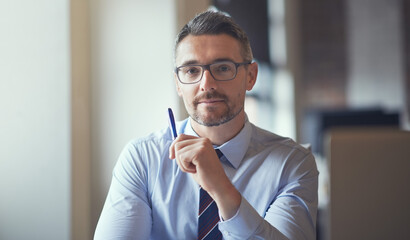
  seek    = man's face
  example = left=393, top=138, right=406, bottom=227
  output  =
left=174, top=34, right=256, bottom=127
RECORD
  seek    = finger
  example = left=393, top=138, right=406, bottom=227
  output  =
left=175, top=152, right=197, bottom=173
left=174, top=142, right=199, bottom=173
left=176, top=159, right=197, bottom=173
left=169, top=134, right=194, bottom=159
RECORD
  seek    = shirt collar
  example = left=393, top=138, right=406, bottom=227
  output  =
left=183, top=116, right=252, bottom=169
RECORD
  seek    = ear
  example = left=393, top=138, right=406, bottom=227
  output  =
left=174, top=73, right=183, bottom=97
left=246, top=62, right=258, bottom=91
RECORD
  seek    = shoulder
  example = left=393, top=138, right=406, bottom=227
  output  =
left=113, top=126, right=174, bottom=181
left=248, top=124, right=318, bottom=184
left=127, top=127, right=172, bottom=151
left=120, top=118, right=187, bottom=162
left=249, top=123, right=311, bottom=156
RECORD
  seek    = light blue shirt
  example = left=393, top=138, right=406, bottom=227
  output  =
left=95, top=117, right=318, bottom=239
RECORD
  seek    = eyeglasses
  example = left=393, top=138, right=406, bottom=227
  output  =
left=175, top=60, right=251, bottom=84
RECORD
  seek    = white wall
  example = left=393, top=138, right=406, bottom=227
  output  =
left=0, top=1, right=70, bottom=240
left=90, top=0, right=178, bottom=230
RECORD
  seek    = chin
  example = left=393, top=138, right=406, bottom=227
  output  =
left=193, top=111, right=238, bottom=127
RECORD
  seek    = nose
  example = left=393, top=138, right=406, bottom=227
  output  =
left=199, top=69, right=217, bottom=91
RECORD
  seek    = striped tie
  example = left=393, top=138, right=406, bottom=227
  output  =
left=197, top=149, right=224, bottom=240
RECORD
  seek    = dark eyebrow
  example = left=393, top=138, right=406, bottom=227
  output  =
left=212, top=58, right=235, bottom=63
left=179, top=58, right=236, bottom=67
left=179, top=60, right=199, bottom=66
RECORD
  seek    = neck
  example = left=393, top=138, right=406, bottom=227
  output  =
left=191, top=111, right=246, bottom=146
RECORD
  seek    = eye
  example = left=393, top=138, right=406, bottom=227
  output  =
left=216, top=64, right=231, bottom=72
left=183, top=66, right=201, bottom=75
left=212, top=62, right=235, bottom=75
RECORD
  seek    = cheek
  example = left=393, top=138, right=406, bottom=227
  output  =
left=178, top=88, right=195, bottom=104
left=232, top=83, right=247, bottom=100
left=236, top=92, right=246, bottom=104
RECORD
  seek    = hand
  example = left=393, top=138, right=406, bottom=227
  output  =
left=169, top=134, right=226, bottom=193
left=169, top=134, right=241, bottom=219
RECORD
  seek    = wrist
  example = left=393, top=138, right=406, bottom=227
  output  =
left=211, top=182, right=241, bottom=220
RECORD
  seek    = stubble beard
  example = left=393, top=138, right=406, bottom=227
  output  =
left=189, top=91, right=243, bottom=127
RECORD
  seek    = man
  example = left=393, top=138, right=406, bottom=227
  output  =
left=95, top=10, right=318, bottom=240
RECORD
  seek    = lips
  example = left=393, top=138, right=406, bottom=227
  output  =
left=193, top=92, right=227, bottom=106
left=198, top=99, right=224, bottom=104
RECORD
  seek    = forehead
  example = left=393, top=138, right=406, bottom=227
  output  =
left=175, top=34, right=243, bottom=65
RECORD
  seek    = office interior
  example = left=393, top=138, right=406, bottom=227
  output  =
left=1, top=0, right=409, bottom=239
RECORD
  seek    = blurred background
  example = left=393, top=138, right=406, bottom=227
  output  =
left=1, top=0, right=409, bottom=239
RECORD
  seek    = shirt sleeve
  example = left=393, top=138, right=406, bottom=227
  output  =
left=94, top=142, right=152, bottom=240
left=218, top=151, right=318, bottom=240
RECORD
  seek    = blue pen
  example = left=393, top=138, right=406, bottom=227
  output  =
left=168, top=108, right=178, bottom=140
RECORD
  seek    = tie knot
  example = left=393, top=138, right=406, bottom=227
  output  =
left=215, top=149, right=224, bottom=159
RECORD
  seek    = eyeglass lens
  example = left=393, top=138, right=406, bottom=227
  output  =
left=178, top=61, right=237, bottom=83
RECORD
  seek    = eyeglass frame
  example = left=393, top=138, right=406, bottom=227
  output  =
left=174, top=60, right=252, bottom=84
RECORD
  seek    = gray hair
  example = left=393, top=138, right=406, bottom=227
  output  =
left=174, top=10, right=253, bottom=62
